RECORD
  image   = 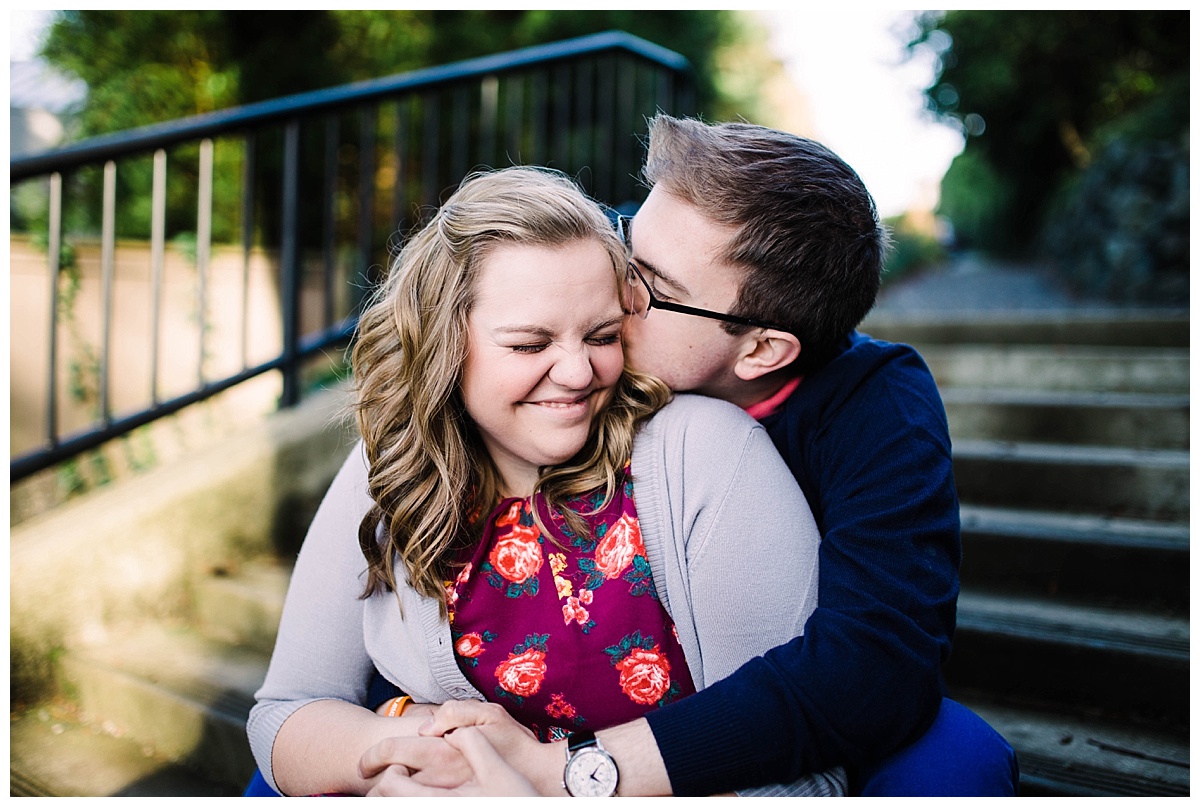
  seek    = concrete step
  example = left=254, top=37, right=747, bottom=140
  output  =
left=959, top=505, right=1190, bottom=612
left=194, top=558, right=291, bottom=655
left=862, top=310, right=1189, bottom=349
left=10, top=700, right=242, bottom=797
left=921, top=345, right=1188, bottom=394
left=949, top=590, right=1189, bottom=728
left=943, top=388, right=1189, bottom=450
left=954, top=690, right=1189, bottom=797
left=952, top=440, right=1190, bottom=522
left=54, top=623, right=266, bottom=790
left=957, top=589, right=1189, bottom=664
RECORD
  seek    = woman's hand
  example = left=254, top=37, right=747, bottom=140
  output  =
left=364, top=727, right=539, bottom=797
left=418, top=700, right=566, bottom=794
left=360, top=700, right=566, bottom=795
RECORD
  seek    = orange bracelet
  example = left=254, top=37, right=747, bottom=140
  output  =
left=382, top=695, right=412, bottom=717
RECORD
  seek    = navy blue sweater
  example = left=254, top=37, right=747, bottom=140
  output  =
left=643, top=331, right=961, bottom=794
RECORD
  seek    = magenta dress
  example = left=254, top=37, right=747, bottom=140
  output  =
left=446, top=469, right=696, bottom=742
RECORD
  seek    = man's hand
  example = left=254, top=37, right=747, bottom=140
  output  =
left=363, top=727, right=539, bottom=797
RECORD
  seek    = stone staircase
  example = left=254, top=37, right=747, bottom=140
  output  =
left=10, top=310, right=1189, bottom=797
left=8, top=389, right=356, bottom=798
left=10, top=559, right=300, bottom=796
left=864, top=310, right=1190, bottom=797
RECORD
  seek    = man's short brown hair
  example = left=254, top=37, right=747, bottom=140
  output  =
left=643, top=114, right=888, bottom=374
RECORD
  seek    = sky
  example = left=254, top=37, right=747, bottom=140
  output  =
left=9, top=9, right=963, bottom=218
left=759, top=9, right=964, bottom=218
left=9, top=9, right=50, bottom=60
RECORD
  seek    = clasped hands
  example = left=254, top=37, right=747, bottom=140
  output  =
left=359, top=700, right=550, bottom=797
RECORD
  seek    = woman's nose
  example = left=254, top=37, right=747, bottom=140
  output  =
left=547, top=345, right=594, bottom=389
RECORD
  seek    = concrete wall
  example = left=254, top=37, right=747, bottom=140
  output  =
left=10, top=235, right=285, bottom=458
left=10, top=234, right=355, bottom=457
left=10, top=387, right=358, bottom=703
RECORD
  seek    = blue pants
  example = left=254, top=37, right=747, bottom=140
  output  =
left=242, top=769, right=279, bottom=797
left=242, top=698, right=1018, bottom=796
left=853, top=698, right=1019, bottom=796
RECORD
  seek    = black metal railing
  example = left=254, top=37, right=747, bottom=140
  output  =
left=10, top=31, right=695, bottom=482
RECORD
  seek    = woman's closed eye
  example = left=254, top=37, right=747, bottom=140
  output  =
left=586, top=333, right=621, bottom=347
left=509, top=332, right=619, bottom=354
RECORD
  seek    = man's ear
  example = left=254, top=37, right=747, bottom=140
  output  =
left=733, top=330, right=801, bottom=381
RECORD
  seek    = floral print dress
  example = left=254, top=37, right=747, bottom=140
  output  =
left=446, top=468, right=696, bottom=742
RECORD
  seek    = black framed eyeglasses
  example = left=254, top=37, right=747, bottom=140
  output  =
left=616, top=214, right=794, bottom=334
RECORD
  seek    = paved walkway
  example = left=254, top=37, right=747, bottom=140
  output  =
left=874, top=254, right=1174, bottom=314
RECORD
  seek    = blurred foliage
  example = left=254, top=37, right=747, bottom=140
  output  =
left=881, top=213, right=948, bottom=287
left=907, top=10, right=1189, bottom=271
left=40, top=10, right=749, bottom=139
left=27, top=10, right=765, bottom=246
left=934, top=148, right=1015, bottom=254
left=1039, top=124, right=1188, bottom=305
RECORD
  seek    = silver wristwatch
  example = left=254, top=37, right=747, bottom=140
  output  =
left=563, top=730, right=619, bottom=797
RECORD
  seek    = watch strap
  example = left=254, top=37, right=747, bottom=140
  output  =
left=567, top=729, right=600, bottom=754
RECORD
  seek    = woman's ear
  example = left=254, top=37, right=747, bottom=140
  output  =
left=733, top=330, right=801, bottom=381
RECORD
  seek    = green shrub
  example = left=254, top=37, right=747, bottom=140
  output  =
left=1038, top=76, right=1188, bottom=304
left=1040, top=133, right=1188, bottom=305
left=935, top=149, right=1018, bottom=254
left=881, top=214, right=948, bottom=287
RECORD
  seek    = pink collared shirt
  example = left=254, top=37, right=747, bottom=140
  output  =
left=743, top=376, right=802, bottom=421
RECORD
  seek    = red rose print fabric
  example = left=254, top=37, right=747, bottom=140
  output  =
left=606, top=632, right=679, bottom=705
left=446, top=468, right=695, bottom=741
left=494, top=636, right=548, bottom=700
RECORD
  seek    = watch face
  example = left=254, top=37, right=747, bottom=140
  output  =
left=565, top=747, right=619, bottom=797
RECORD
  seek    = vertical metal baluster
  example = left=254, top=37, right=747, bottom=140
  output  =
left=393, top=98, right=409, bottom=237
left=618, top=59, right=637, bottom=205
left=240, top=132, right=256, bottom=370
left=150, top=149, right=167, bottom=405
left=280, top=120, right=301, bottom=408
left=421, top=93, right=440, bottom=209
left=531, top=72, right=547, bottom=165
left=675, top=67, right=696, bottom=117
left=46, top=172, right=63, bottom=448
left=196, top=138, right=213, bottom=386
left=504, top=74, right=524, bottom=164
left=99, top=160, right=116, bottom=426
left=450, top=85, right=468, bottom=182
left=656, top=67, right=673, bottom=119
left=357, top=105, right=377, bottom=313
left=553, top=64, right=570, bottom=168
left=574, top=58, right=594, bottom=193
left=480, top=75, right=499, bottom=169
left=323, top=115, right=338, bottom=329
left=594, top=55, right=615, bottom=205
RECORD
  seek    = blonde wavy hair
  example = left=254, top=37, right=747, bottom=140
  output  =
left=352, top=167, right=671, bottom=606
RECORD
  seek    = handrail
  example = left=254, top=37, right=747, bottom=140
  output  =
left=11, top=31, right=692, bottom=182
left=10, top=30, right=695, bottom=484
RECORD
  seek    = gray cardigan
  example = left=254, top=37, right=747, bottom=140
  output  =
left=248, top=394, right=844, bottom=795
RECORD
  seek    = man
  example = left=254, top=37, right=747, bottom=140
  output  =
left=602, top=114, right=1016, bottom=795
left=253, top=115, right=1017, bottom=797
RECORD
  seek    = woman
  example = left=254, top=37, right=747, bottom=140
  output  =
left=247, top=167, right=841, bottom=796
